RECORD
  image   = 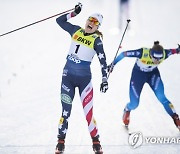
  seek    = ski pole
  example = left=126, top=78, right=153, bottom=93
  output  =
left=0, top=8, right=74, bottom=37
left=107, top=19, right=131, bottom=79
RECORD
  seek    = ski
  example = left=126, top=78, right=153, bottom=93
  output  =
left=93, top=149, right=103, bottom=154
left=55, top=150, right=64, bottom=154
left=123, top=124, right=132, bottom=135
left=94, top=152, right=103, bottom=154
left=55, top=152, right=64, bottom=154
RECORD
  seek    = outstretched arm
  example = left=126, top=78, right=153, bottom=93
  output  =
left=164, top=45, right=180, bottom=59
left=56, top=3, right=82, bottom=35
left=114, top=48, right=143, bottom=65
left=107, top=48, right=143, bottom=73
left=114, top=52, right=125, bottom=65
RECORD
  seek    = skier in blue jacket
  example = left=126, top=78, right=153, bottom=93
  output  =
left=55, top=3, right=108, bottom=154
left=108, top=41, right=180, bottom=130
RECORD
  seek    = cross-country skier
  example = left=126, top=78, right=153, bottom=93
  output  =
left=55, top=3, right=108, bottom=154
left=108, top=41, right=180, bottom=131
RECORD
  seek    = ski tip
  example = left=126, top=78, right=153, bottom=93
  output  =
left=124, top=125, right=129, bottom=129
left=123, top=124, right=132, bottom=135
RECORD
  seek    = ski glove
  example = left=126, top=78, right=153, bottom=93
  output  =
left=74, top=3, right=82, bottom=15
left=100, top=81, right=108, bottom=93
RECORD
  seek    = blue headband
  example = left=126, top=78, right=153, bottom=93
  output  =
left=151, top=50, right=163, bottom=60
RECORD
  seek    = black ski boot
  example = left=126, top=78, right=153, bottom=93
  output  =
left=92, top=137, right=103, bottom=154
left=172, top=113, right=180, bottom=131
left=55, top=139, right=65, bottom=154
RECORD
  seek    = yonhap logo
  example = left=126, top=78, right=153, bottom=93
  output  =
left=128, top=132, right=180, bottom=148
left=128, top=132, right=143, bottom=148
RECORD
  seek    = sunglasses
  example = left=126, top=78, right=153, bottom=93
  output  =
left=88, top=17, right=100, bottom=26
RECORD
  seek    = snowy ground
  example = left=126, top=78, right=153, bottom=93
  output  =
left=0, top=0, right=180, bottom=153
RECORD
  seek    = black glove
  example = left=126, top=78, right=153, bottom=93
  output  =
left=107, top=63, right=114, bottom=73
left=74, top=3, right=82, bottom=15
left=100, top=81, right=108, bottom=93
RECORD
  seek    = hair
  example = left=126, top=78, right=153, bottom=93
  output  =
left=152, top=41, right=164, bottom=52
left=95, top=30, right=103, bottom=40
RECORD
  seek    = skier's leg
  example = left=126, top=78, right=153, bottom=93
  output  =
left=149, top=73, right=176, bottom=116
left=79, top=77, right=103, bottom=153
left=123, top=69, right=145, bottom=125
left=149, top=72, right=180, bottom=130
left=56, top=73, right=75, bottom=153
left=58, top=74, right=75, bottom=138
left=125, top=69, right=145, bottom=111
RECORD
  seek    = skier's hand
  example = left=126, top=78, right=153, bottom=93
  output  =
left=107, top=63, right=114, bottom=73
left=100, top=81, right=108, bottom=93
left=177, top=44, right=180, bottom=54
left=74, top=3, right=82, bottom=15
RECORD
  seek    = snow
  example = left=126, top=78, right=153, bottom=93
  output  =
left=0, top=0, right=180, bottom=153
